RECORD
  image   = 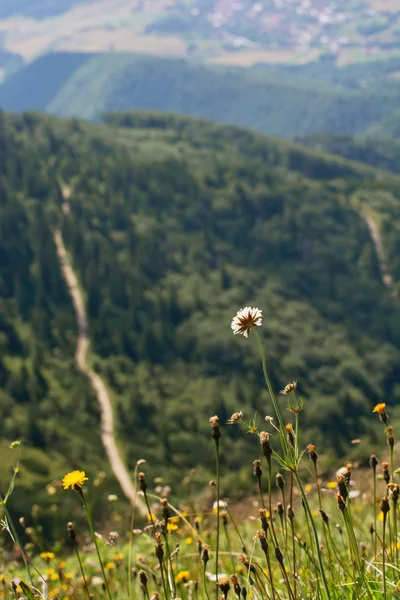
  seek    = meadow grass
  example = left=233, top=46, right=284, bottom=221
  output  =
left=1, top=308, right=399, bottom=599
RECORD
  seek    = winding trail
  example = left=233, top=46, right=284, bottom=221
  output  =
left=54, top=229, right=147, bottom=514
left=361, top=209, right=398, bottom=299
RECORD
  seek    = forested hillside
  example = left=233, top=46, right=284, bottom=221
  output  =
left=1, top=110, right=400, bottom=520
left=1, top=53, right=399, bottom=139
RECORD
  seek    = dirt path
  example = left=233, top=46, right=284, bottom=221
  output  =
left=54, top=230, right=147, bottom=514
left=361, top=210, right=398, bottom=299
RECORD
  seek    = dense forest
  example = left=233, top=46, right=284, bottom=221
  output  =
left=1, top=53, right=400, bottom=139
left=1, top=110, right=400, bottom=522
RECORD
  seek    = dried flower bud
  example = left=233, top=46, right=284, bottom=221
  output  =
left=307, top=444, right=318, bottom=464
left=258, top=508, right=269, bottom=534
left=382, top=462, right=390, bottom=485
left=336, top=475, right=348, bottom=500
left=275, top=546, right=284, bottom=565
left=319, top=509, right=329, bottom=525
left=369, top=455, right=378, bottom=470
left=67, top=522, right=76, bottom=542
left=381, top=496, right=390, bottom=515
left=139, top=570, right=148, bottom=587
left=209, top=480, right=216, bottom=487
left=336, top=494, right=346, bottom=512
left=138, top=472, right=147, bottom=493
left=253, top=459, right=262, bottom=481
left=277, top=502, right=284, bottom=518
left=287, top=505, right=295, bottom=521
left=386, top=426, right=395, bottom=449
left=209, top=416, right=221, bottom=442
left=160, top=498, right=170, bottom=522
left=276, top=473, right=285, bottom=492
left=230, top=574, right=241, bottom=598
left=241, top=586, right=247, bottom=599
left=259, top=431, right=272, bottom=464
left=219, top=576, right=230, bottom=598
left=202, top=544, right=210, bottom=564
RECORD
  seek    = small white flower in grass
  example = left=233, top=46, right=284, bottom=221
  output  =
left=231, top=306, right=262, bottom=338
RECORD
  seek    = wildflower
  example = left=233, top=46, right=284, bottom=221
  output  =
left=227, top=411, right=243, bottom=424
left=385, top=426, right=395, bottom=449
left=9, top=440, right=21, bottom=449
left=40, top=552, right=55, bottom=561
left=105, top=562, right=116, bottom=571
left=373, top=403, right=388, bottom=424
left=167, top=523, right=178, bottom=532
left=62, top=471, right=88, bottom=491
left=280, top=381, right=297, bottom=395
left=369, top=454, right=379, bottom=470
left=108, top=494, right=118, bottom=502
left=264, top=415, right=274, bottom=423
left=175, top=571, right=190, bottom=584
left=231, top=307, right=262, bottom=338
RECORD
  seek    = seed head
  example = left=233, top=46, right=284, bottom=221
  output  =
left=319, top=509, right=329, bottom=525
left=227, top=411, right=243, bottom=424
left=280, top=381, right=297, bottom=395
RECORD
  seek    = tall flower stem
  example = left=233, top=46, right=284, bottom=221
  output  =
left=294, top=472, right=331, bottom=600
left=215, top=439, right=221, bottom=599
left=383, top=512, right=388, bottom=600
left=79, top=490, right=112, bottom=600
left=253, top=330, right=285, bottom=437
left=128, top=462, right=140, bottom=600
left=71, top=537, right=91, bottom=600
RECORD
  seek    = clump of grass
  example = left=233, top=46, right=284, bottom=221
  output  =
left=1, top=307, right=399, bottom=599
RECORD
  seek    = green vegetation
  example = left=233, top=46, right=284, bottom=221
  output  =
left=1, top=335, right=400, bottom=599
left=1, top=109, right=400, bottom=525
left=1, top=53, right=399, bottom=140
left=296, top=133, right=400, bottom=173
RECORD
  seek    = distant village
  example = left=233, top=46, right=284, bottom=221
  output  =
left=182, top=0, right=400, bottom=58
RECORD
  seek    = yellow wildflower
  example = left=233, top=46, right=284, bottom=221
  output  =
left=62, top=470, right=88, bottom=490
left=185, top=537, right=193, bottom=545
left=175, top=570, right=190, bottom=584
left=327, top=481, right=337, bottom=489
left=373, top=403, right=386, bottom=414
left=105, top=562, right=116, bottom=571
left=305, top=484, right=313, bottom=493
left=167, top=523, right=178, bottom=532
left=40, top=552, right=55, bottom=561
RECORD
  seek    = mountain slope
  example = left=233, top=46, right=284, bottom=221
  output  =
left=1, top=53, right=400, bottom=139
left=1, top=110, right=400, bottom=519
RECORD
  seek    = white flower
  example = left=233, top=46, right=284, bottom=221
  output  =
left=231, top=307, right=263, bottom=337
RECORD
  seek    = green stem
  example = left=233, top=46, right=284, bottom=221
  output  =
left=72, top=539, right=91, bottom=600
left=215, top=439, right=220, bottom=599
left=294, top=472, right=331, bottom=600
left=383, top=513, right=387, bottom=600
left=80, top=490, right=112, bottom=600
left=128, top=463, right=140, bottom=600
